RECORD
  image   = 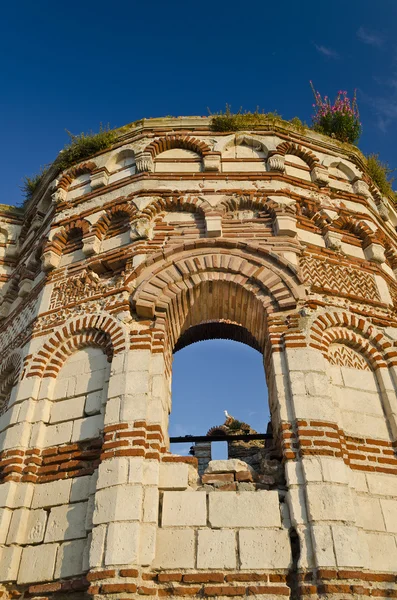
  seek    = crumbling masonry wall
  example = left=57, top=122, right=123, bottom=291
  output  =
left=0, top=118, right=397, bottom=600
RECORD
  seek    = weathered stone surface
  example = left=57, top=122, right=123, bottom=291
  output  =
left=197, top=529, right=236, bottom=569
left=162, top=491, right=207, bottom=526
left=18, top=543, right=58, bottom=584
left=205, top=459, right=254, bottom=474
left=239, top=529, right=291, bottom=569
left=153, top=529, right=195, bottom=569
left=209, top=491, right=281, bottom=528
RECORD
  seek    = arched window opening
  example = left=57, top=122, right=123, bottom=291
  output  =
left=170, top=338, right=271, bottom=471
left=63, top=227, right=84, bottom=255
left=104, top=211, right=130, bottom=240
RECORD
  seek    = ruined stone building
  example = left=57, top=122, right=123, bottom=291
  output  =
left=0, top=116, right=397, bottom=599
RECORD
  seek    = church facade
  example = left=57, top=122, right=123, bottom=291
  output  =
left=0, top=116, right=397, bottom=598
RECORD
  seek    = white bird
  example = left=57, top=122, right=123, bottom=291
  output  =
left=224, top=410, right=231, bottom=419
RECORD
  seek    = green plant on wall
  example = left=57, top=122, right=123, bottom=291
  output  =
left=310, top=82, right=362, bottom=144
left=21, top=124, right=116, bottom=205
left=55, top=124, right=116, bottom=171
left=366, top=154, right=396, bottom=200
left=21, top=167, right=50, bottom=206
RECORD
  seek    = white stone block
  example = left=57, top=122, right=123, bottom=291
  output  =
left=50, top=396, right=85, bottom=423
left=306, top=484, right=355, bottom=523
left=85, top=391, right=103, bottom=415
left=0, top=481, right=33, bottom=509
left=286, top=487, right=308, bottom=526
left=320, top=457, right=349, bottom=485
left=363, top=532, right=397, bottom=572
left=351, top=471, right=368, bottom=493
left=159, top=462, right=189, bottom=489
left=367, top=473, right=397, bottom=497
left=127, top=349, right=151, bottom=372
left=206, top=459, right=254, bottom=474
left=120, top=393, right=148, bottom=421
left=311, top=524, right=336, bottom=567
left=143, top=486, right=159, bottom=523
left=197, top=529, right=236, bottom=569
left=302, top=458, right=322, bottom=483
left=304, top=372, right=329, bottom=396
left=55, top=539, right=86, bottom=578
left=105, top=521, right=140, bottom=566
left=239, top=529, right=291, bottom=569
left=89, top=524, right=107, bottom=568
left=286, top=348, right=327, bottom=373
left=102, top=397, right=119, bottom=427
left=71, top=414, right=103, bottom=442
left=18, top=543, right=58, bottom=584
left=139, top=523, right=156, bottom=566
left=44, top=421, right=72, bottom=447
left=380, top=499, right=397, bottom=533
left=128, top=457, right=145, bottom=483
left=32, top=479, right=72, bottom=508
left=70, top=475, right=92, bottom=502
left=93, top=485, right=143, bottom=524
left=85, top=494, right=95, bottom=531
left=1, top=421, right=32, bottom=450
left=332, top=525, right=364, bottom=568
left=0, top=508, right=12, bottom=543
left=341, top=368, right=378, bottom=391
left=0, top=545, right=22, bottom=581
left=143, top=460, right=159, bottom=485
left=7, top=508, right=47, bottom=544
left=45, top=502, right=88, bottom=542
left=153, top=529, right=195, bottom=569
left=162, top=491, right=206, bottom=527
left=97, top=457, right=129, bottom=489
left=292, top=394, right=337, bottom=422
left=209, top=491, right=281, bottom=528
left=125, top=371, right=150, bottom=395
left=356, top=496, right=385, bottom=531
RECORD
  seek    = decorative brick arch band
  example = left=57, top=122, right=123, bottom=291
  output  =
left=46, top=218, right=91, bottom=255
left=273, top=142, right=320, bottom=169
left=309, top=311, right=396, bottom=369
left=138, top=195, right=212, bottom=220
left=144, top=135, right=212, bottom=159
left=218, top=194, right=296, bottom=218
left=330, top=214, right=380, bottom=247
left=26, top=314, right=128, bottom=378
left=92, top=202, right=137, bottom=240
left=56, top=161, right=97, bottom=192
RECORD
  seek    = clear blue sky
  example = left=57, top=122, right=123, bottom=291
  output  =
left=2, top=0, right=396, bottom=442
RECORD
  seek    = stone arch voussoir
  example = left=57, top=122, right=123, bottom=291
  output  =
left=309, top=311, right=394, bottom=369
left=144, top=135, right=212, bottom=159
left=274, top=142, right=320, bottom=169
left=26, top=313, right=128, bottom=379
left=57, top=161, right=97, bottom=192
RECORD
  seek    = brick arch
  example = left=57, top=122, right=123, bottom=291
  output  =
left=330, top=214, right=379, bottom=247
left=26, top=314, right=128, bottom=379
left=139, top=195, right=212, bottom=221
left=274, top=142, right=319, bottom=169
left=92, top=202, right=137, bottom=241
left=144, top=135, right=212, bottom=159
left=309, top=311, right=395, bottom=369
left=46, top=218, right=91, bottom=255
left=57, top=161, right=97, bottom=192
left=129, top=244, right=304, bottom=354
left=218, top=195, right=296, bottom=218
left=297, top=199, right=332, bottom=231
